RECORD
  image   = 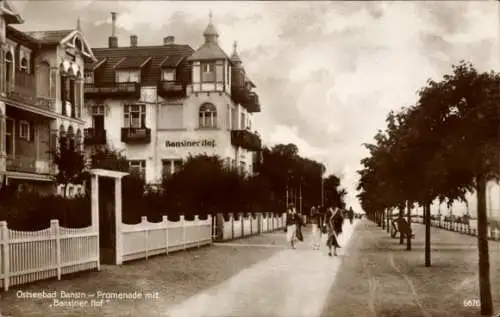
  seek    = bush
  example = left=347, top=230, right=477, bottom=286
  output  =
left=0, top=186, right=91, bottom=231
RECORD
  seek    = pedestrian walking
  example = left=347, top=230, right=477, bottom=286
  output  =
left=310, top=205, right=321, bottom=250
left=324, top=205, right=342, bottom=256
left=348, top=207, right=354, bottom=225
left=285, top=204, right=298, bottom=249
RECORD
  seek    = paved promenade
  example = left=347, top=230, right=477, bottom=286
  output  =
left=0, top=219, right=499, bottom=317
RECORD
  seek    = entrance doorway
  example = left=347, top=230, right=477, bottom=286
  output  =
left=99, top=176, right=116, bottom=264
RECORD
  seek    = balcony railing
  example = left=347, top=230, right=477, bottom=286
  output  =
left=6, top=155, right=54, bottom=175
left=230, top=129, right=262, bottom=152
left=121, top=127, right=151, bottom=144
left=84, top=128, right=107, bottom=146
left=84, top=82, right=141, bottom=99
left=230, top=86, right=261, bottom=113
left=157, top=81, right=186, bottom=99
left=6, top=71, right=56, bottom=112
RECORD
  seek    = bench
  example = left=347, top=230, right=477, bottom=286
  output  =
left=391, top=218, right=415, bottom=239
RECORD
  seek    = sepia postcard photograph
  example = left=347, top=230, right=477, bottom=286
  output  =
left=0, top=0, right=499, bottom=316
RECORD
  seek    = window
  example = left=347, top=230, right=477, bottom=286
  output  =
left=19, top=120, right=30, bottom=141
left=84, top=71, right=94, bottom=84
left=162, top=69, right=175, bottom=81
left=158, top=104, right=183, bottom=130
left=240, top=112, right=245, bottom=130
left=5, top=51, right=13, bottom=86
left=129, top=160, right=146, bottom=178
left=20, top=57, right=28, bottom=73
left=198, top=103, right=217, bottom=129
left=37, top=62, right=50, bottom=98
left=123, top=104, right=146, bottom=128
left=116, top=70, right=140, bottom=83
left=5, top=118, right=13, bottom=155
left=201, top=62, right=215, bottom=82
left=69, top=79, right=75, bottom=117
left=162, top=159, right=183, bottom=178
left=239, top=161, right=246, bottom=175
left=92, top=104, right=105, bottom=116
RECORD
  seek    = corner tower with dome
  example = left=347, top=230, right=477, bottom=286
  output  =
left=83, top=11, right=262, bottom=185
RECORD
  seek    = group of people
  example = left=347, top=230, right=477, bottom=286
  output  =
left=285, top=204, right=354, bottom=257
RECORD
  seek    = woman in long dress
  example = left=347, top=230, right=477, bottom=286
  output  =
left=325, top=206, right=342, bottom=256
left=285, top=204, right=297, bottom=249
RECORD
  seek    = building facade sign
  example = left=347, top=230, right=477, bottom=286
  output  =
left=165, top=139, right=216, bottom=148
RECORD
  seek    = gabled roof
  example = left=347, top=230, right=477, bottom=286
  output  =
left=187, top=42, right=231, bottom=62
left=115, top=56, right=152, bottom=69
left=85, top=45, right=195, bottom=86
left=6, top=25, right=38, bottom=48
left=1, top=1, right=23, bottom=24
left=25, top=29, right=74, bottom=45
left=23, top=29, right=96, bottom=62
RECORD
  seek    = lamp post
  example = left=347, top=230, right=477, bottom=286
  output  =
left=299, top=176, right=303, bottom=215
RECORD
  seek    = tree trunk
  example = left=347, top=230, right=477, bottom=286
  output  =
left=382, top=208, right=385, bottom=230
left=476, top=173, right=493, bottom=315
left=406, top=201, right=411, bottom=251
left=424, top=201, right=431, bottom=267
left=399, top=206, right=404, bottom=245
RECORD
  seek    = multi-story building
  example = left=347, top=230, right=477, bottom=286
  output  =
left=83, top=12, right=262, bottom=184
left=0, top=1, right=96, bottom=192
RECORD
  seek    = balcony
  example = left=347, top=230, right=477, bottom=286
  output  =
left=6, top=71, right=56, bottom=112
left=157, top=81, right=186, bottom=99
left=230, top=86, right=261, bottom=113
left=84, top=128, right=107, bottom=146
left=231, top=129, right=262, bottom=152
left=6, top=155, right=54, bottom=175
left=121, top=127, right=151, bottom=144
left=84, top=82, right=140, bottom=99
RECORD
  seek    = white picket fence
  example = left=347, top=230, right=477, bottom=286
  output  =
left=121, top=215, right=212, bottom=263
left=218, top=212, right=286, bottom=241
left=0, top=220, right=99, bottom=291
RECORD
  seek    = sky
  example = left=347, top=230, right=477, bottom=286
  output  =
left=10, top=0, right=500, bottom=212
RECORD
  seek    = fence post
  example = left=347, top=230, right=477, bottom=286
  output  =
left=230, top=213, right=234, bottom=240
left=195, top=215, right=200, bottom=248
left=181, top=215, right=187, bottom=250
left=52, top=220, right=62, bottom=280
left=163, top=215, right=169, bottom=255
left=240, top=212, right=244, bottom=237
left=209, top=215, right=213, bottom=243
left=0, top=221, right=9, bottom=291
left=250, top=213, right=253, bottom=235
left=141, top=217, right=149, bottom=260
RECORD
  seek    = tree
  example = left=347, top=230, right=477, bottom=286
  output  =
left=358, top=61, right=499, bottom=315
left=89, top=145, right=129, bottom=172
left=52, top=135, right=86, bottom=198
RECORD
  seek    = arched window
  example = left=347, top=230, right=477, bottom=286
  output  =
left=199, top=103, right=217, bottom=129
left=5, top=51, right=13, bottom=86
left=20, top=58, right=28, bottom=73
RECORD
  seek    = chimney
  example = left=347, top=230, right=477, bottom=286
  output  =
left=130, top=35, right=138, bottom=47
left=108, top=12, right=118, bottom=48
left=163, top=36, right=175, bottom=45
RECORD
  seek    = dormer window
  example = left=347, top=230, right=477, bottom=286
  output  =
left=162, top=69, right=176, bottom=81
left=84, top=71, right=94, bottom=84
left=201, top=62, right=215, bottom=82
left=116, top=70, right=140, bottom=83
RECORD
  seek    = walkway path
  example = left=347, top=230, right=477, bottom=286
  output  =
left=165, top=221, right=358, bottom=317
left=321, top=221, right=500, bottom=317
